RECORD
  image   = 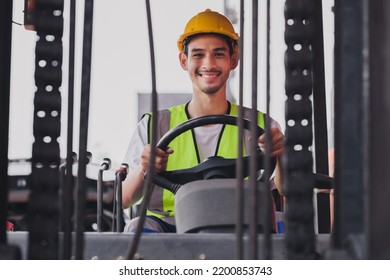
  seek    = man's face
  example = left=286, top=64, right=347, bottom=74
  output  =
left=179, top=34, right=238, bottom=96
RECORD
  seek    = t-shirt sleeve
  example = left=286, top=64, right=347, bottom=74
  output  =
left=123, top=115, right=149, bottom=177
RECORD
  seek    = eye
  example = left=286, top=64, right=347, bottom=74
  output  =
left=192, top=53, right=204, bottom=58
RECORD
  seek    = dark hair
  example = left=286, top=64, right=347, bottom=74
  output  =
left=183, top=33, right=237, bottom=56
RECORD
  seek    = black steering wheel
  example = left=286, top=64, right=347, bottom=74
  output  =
left=151, top=115, right=276, bottom=194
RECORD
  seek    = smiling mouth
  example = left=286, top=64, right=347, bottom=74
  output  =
left=198, top=72, right=220, bottom=78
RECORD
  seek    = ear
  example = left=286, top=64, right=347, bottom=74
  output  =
left=179, top=52, right=188, bottom=70
left=230, top=52, right=239, bottom=70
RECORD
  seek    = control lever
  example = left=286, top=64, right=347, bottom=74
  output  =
left=97, top=158, right=111, bottom=232
left=59, top=152, right=77, bottom=231
left=112, top=163, right=129, bottom=232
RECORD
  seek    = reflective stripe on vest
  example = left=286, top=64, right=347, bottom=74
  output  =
left=145, top=102, right=265, bottom=219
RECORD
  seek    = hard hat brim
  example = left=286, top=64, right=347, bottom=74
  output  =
left=177, top=31, right=239, bottom=52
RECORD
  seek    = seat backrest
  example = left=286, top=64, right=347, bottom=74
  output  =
left=174, top=178, right=276, bottom=233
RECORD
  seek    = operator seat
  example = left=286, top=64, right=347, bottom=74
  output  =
left=174, top=178, right=277, bottom=233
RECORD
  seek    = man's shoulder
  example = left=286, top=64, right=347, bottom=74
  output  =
left=166, top=103, right=187, bottom=114
left=229, top=102, right=266, bottom=115
left=142, top=103, right=187, bottom=120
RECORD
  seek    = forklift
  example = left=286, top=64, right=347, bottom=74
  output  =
left=1, top=0, right=390, bottom=260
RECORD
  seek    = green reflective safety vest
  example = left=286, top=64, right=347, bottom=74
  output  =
left=143, top=102, right=265, bottom=220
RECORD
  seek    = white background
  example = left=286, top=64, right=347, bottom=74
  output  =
left=1, top=259, right=387, bottom=279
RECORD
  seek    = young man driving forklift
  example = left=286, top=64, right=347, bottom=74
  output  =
left=121, top=9, right=284, bottom=233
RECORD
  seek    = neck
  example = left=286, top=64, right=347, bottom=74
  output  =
left=188, top=92, right=228, bottom=118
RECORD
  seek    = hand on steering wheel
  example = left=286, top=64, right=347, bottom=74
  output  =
left=149, top=115, right=276, bottom=194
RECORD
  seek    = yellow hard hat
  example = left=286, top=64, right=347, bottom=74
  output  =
left=177, top=9, right=239, bottom=52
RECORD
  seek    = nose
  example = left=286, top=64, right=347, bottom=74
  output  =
left=202, top=54, right=217, bottom=70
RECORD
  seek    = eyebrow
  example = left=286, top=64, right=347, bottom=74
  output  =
left=190, top=47, right=229, bottom=53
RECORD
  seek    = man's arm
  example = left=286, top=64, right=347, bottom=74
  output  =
left=258, top=126, right=284, bottom=194
left=122, top=165, right=146, bottom=209
left=122, top=144, right=174, bottom=208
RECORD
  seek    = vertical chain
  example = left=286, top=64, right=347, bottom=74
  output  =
left=28, top=0, right=64, bottom=259
left=0, top=0, right=13, bottom=245
left=283, top=0, right=317, bottom=259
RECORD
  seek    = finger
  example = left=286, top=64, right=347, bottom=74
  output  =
left=258, top=136, right=265, bottom=145
left=155, top=147, right=168, bottom=157
left=154, top=163, right=167, bottom=173
left=258, top=129, right=284, bottom=154
left=258, top=127, right=280, bottom=142
left=270, top=147, right=284, bottom=157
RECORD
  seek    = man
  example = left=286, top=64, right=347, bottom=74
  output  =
left=122, top=9, right=284, bottom=233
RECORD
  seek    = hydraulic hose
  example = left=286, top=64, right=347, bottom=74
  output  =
left=235, top=0, right=245, bottom=260
left=63, top=0, right=76, bottom=260
left=75, top=0, right=95, bottom=260
left=262, top=0, right=273, bottom=260
left=126, top=0, right=158, bottom=259
left=248, top=0, right=260, bottom=260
